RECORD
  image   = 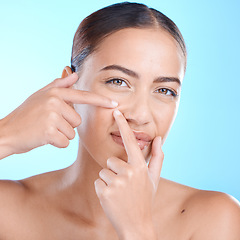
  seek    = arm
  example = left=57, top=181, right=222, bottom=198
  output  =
left=0, top=73, right=79, bottom=160
left=0, top=117, right=14, bottom=159
left=0, top=71, right=117, bottom=161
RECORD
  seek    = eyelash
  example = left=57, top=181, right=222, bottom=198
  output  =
left=105, top=78, right=178, bottom=97
left=105, top=78, right=128, bottom=87
left=154, top=88, right=177, bottom=97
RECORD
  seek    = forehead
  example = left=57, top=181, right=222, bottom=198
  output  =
left=83, top=28, right=185, bottom=82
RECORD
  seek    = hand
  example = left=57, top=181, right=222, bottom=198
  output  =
left=0, top=73, right=117, bottom=157
left=95, top=109, right=164, bottom=240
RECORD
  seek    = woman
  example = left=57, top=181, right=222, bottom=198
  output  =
left=0, top=2, right=239, bottom=239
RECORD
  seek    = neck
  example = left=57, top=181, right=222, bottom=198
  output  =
left=60, top=141, right=106, bottom=223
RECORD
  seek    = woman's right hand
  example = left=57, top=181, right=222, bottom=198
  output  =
left=0, top=73, right=117, bottom=159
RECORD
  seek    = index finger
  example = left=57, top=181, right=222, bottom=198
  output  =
left=40, top=73, right=79, bottom=91
left=60, top=88, right=118, bottom=108
left=113, top=109, right=146, bottom=165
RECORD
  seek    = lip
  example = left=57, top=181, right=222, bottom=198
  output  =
left=110, top=130, right=152, bottom=150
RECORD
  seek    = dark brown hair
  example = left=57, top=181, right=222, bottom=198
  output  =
left=71, top=2, right=187, bottom=73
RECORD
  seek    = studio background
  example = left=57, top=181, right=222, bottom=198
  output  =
left=0, top=0, right=239, bottom=201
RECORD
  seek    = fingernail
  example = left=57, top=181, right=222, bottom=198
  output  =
left=114, top=109, right=121, bottom=116
left=111, top=100, right=118, bottom=107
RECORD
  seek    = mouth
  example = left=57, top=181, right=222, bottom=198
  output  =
left=110, top=131, right=152, bottom=150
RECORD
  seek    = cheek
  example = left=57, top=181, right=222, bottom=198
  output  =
left=75, top=104, right=113, bottom=138
left=75, top=104, right=117, bottom=166
left=154, top=101, right=179, bottom=142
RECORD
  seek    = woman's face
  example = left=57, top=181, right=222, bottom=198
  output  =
left=74, top=28, right=185, bottom=167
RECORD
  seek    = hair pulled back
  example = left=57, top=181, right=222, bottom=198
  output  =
left=71, top=2, right=187, bottom=73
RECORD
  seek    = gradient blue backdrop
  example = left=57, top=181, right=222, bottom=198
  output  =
left=0, top=0, right=239, bottom=201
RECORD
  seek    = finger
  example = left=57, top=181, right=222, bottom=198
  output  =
left=40, top=73, right=79, bottom=91
left=107, top=157, right=129, bottom=174
left=59, top=88, right=118, bottom=109
left=99, top=168, right=117, bottom=186
left=61, top=102, right=82, bottom=128
left=46, top=128, right=70, bottom=148
left=94, top=178, right=107, bottom=199
left=113, top=109, right=144, bottom=164
left=148, top=136, right=164, bottom=188
left=55, top=115, right=76, bottom=140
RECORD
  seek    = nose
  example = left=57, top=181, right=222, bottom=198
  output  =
left=120, top=94, right=152, bottom=126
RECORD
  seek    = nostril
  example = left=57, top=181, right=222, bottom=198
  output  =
left=118, top=99, right=152, bottom=125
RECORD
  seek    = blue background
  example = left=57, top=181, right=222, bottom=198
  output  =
left=0, top=0, right=239, bottom=201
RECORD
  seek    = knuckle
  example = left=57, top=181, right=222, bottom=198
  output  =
left=125, top=167, right=134, bottom=178
left=94, top=178, right=101, bottom=185
left=112, top=177, right=124, bottom=188
left=107, top=157, right=119, bottom=169
left=47, top=111, right=59, bottom=122
left=45, top=125, right=56, bottom=139
left=46, top=95, right=61, bottom=109
left=99, top=169, right=106, bottom=177
left=107, top=157, right=115, bottom=165
left=48, top=87, right=60, bottom=96
left=99, top=188, right=110, bottom=200
left=106, top=159, right=111, bottom=168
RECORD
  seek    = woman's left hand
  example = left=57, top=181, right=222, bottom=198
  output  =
left=94, top=109, right=164, bottom=240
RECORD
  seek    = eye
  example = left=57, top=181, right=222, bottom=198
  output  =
left=155, top=88, right=177, bottom=97
left=105, top=78, right=128, bottom=87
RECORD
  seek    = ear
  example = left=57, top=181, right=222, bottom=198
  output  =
left=61, top=66, right=75, bottom=109
left=61, top=66, right=73, bottom=78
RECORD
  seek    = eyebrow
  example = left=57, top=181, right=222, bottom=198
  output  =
left=100, top=64, right=181, bottom=86
left=153, top=76, right=181, bottom=86
left=100, top=64, right=139, bottom=78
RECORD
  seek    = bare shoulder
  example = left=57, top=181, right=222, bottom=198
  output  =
left=0, top=170, right=62, bottom=237
left=0, top=179, right=27, bottom=223
left=0, top=179, right=26, bottom=203
left=157, top=178, right=240, bottom=239
left=0, top=168, right=65, bottom=208
left=186, top=188, right=240, bottom=239
left=0, top=170, right=58, bottom=213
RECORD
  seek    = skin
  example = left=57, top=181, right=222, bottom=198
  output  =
left=0, top=28, right=239, bottom=240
